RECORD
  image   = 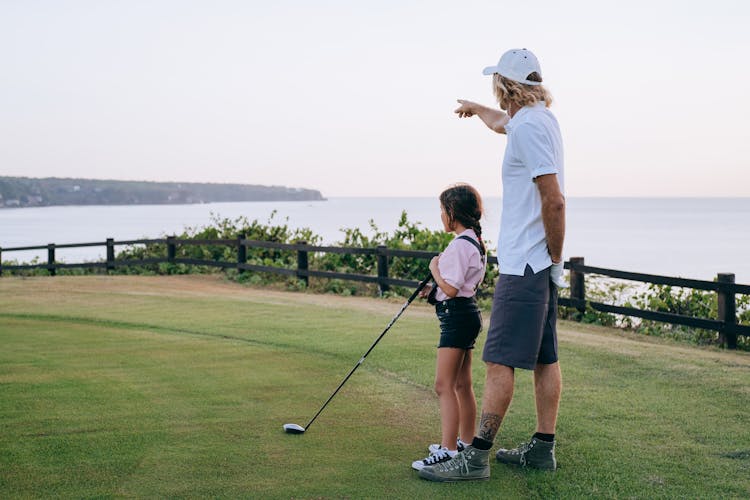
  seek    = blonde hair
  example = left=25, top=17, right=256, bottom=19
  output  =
left=492, top=73, right=553, bottom=109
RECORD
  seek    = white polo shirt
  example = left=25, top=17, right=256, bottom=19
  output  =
left=498, top=101, right=564, bottom=276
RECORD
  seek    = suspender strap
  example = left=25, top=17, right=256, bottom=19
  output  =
left=425, top=235, right=486, bottom=304
left=456, top=235, right=485, bottom=256
left=457, top=235, right=488, bottom=290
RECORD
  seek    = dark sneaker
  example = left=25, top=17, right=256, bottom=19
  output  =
left=418, top=445, right=490, bottom=482
left=412, top=447, right=453, bottom=471
left=495, top=437, right=556, bottom=470
left=428, top=439, right=465, bottom=454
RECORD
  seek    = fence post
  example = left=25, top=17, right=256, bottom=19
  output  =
left=0, top=247, right=3, bottom=277
left=47, top=243, right=56, bottom=276
left=296, top=240, right=308, bottom=287
left=106, top=238, right=115, bottom=272
left=717, top=273, right=737, bottom=350
left=237, top=233, right=247, bottom=273
left=167, top=236, right=176, bottom=263
left=377, top=245, right=389, bottom=295
left=569, top=256, right=585, bottom=317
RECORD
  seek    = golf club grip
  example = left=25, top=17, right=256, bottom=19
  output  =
left=408, top=273, right=434, bottom=303
left=303, top=273, right=432, bottom=430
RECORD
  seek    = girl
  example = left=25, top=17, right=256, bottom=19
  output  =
left=412, top=183, right=487, bottom=471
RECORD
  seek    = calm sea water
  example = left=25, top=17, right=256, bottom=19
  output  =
left=1, top=197, right=748, bottom=284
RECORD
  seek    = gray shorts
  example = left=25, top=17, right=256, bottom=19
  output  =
left=482, top=264, right=558, bottom=370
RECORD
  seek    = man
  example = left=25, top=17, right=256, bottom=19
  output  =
left=419, top=48, right=566, bottom=482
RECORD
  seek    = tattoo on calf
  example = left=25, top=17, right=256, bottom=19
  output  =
left=478, top=412, right=502, bottom=442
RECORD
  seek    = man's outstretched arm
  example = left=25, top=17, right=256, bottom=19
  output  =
left=454, top=99, right=509, bottom=134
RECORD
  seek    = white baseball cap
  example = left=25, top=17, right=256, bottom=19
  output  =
left=482, top=48, right=542, bottom=86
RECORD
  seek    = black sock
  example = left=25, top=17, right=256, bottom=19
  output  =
left=533, top=432, right=555, bottom=443
left=471, top=437, right=493, bottom=450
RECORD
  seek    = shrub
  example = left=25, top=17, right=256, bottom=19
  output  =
left=559, top=276, right=750, bottom=351
left=115, top=211, right=320, bottom=282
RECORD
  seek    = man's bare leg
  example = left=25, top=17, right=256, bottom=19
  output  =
left=477, top=362, right=515, bottom=443
left=533, top=362, right=562, bottom=434
left=493, top=362, right=560, bottom=471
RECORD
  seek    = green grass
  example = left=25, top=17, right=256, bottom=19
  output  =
left=1, top=275, right=749, bottom=498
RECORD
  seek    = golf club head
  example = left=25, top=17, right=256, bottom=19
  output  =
left=283, top=423, right=306, bottom=434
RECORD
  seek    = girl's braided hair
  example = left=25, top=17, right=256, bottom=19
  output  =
left=439, top=183, right=486, bottom=254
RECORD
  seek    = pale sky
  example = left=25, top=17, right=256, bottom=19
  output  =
left=1, top=0, right=749, bottom=197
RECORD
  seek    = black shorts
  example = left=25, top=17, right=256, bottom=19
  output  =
left=482, top=264, right=558, bottom=369
left=435, top=297, right=483, bottom=350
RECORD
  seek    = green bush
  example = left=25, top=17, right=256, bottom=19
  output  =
left=115, top=211, right=320, bottom=281
left=0, top=257, right=50, bottom=277
left=110, top=210, right=485, bottom=297
left=4, top=210, right=748, bottom=351
left=559, top=276, right=632, bottom=327
left=314, top=211, right=453, bottom=296
left=559, top=276, right=750, bottom=351
left=629, top=284, right=715, bottom=344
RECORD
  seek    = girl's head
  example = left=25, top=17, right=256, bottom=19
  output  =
left=439, top=183, right=485, bottom=250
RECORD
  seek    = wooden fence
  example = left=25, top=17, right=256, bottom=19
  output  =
left=1, top=237, right=749, bottom=348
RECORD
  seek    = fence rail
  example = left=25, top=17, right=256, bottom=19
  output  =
left=1, top=237, right=747, bottom=348
left=561, top=257, right=749, bottom=349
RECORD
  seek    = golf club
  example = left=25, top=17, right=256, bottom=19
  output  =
left=283, top=273, right=433, bottom=434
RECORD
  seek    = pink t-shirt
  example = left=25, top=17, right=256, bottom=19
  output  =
left=434, top=229, right=486, bottom=302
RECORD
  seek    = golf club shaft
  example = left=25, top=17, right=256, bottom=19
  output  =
left=303, top=273, right=433, bottom=431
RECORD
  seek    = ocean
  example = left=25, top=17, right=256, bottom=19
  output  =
left=1, top=197, right=749, bottom=284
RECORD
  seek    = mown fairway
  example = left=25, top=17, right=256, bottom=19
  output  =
left=1, top=275, right=749, bottom=498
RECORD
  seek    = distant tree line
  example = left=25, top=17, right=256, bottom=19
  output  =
left=0, top=177, right=325, bottom=208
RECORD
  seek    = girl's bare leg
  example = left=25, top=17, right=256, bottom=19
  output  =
left=455, top=349, right=476, bottom=443
left=434, top=347, right=465, bottom=450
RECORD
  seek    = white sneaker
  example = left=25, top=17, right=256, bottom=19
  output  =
left=412, top=447, right=455, bottom=471
left=428, top=439, right=466, bottom=454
